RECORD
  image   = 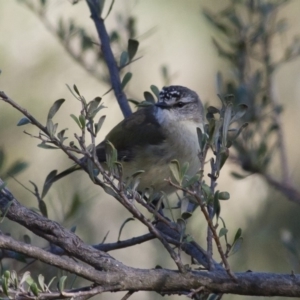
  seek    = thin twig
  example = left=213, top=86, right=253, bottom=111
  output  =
left=167, top=179, right=237, bottom=280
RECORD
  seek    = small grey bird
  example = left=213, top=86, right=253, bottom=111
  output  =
left=52, top=86, right=205, bottom=195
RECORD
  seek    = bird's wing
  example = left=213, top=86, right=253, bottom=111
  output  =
left=96, top=107, right=166, bottom=162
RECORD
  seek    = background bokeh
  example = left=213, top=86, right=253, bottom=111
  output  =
left=1, top=1, right=300, bottom=299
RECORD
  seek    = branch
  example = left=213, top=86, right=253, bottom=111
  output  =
left=262, top=173, right=300, bottom=204
left=86, top=0, right=132, bottom=117
left=2, top=182, right=300, bottom=296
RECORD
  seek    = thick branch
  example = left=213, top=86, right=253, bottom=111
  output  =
left=1, top=234, right=300, bottom=296
left=86, top=0, right=132, bottom=117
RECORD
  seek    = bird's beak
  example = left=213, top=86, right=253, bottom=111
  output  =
left=155, top=101, right=171, bottom=109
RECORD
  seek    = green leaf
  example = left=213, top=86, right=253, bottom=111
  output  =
left=58, top=276, right=67, bottom=293
left=182, top=173, right=200, bottom=188
left=230, top=237, right=243, bottom=255
left=73, top=84, right=80, bottom=96
left=169, top=160, right=181, bottom=184
left=87, top=159, right=96, bottom=182
left=219, top=227, right=228, bottom=237
left=37, top=142, right=59, bottom=150
left=17, top=117, right=31, bottom=126
left=120, top=51, right=128, bottom=67
left=181, top=161, right=189, bottom=179
left=150, top=85, right=160, bottom=99
left=231, top=172, right=247, bottom=179
left=201, top=183, right=212, bottom=199
left=42, top=170, right=58, bottom=198
left=118, top=218, right=135, bottom=241
left=121, top=72, right=132, bottom=89
left=47, top=99, right=65, bottom=121
left=95, top=115, right=106, bottom=134
left=219, top=148, right=229, bottom=171
left=128, top=99, right=140, bottom=106
left=24, top=234, right=31, bottom=244
left=127, top=39, right=139, bottom=61
left=20, top=271, right=31, bottom=286
left=57, top=128, right=68, bottom=143
left=87, top=97, right=102, bottom=117
left=2, top=276, right=8, bottom=296
left=231, top=104, right=248, bottom=124
left=39, top=200, right=48, bottom=217
left=38, top=274, right=45, bottom=292
left=218, top=191, right=230, bottom=200
left=79, top=114, right=86, bottom=128
left=233, top=228, right=242, bottom=244
left=213, top=190, right=221, bottom=220
left=6, top=161, right=28, bottom=178
left=30, top=282, right=39, bottom=297
left=143, top=91, right=155, bottom=103
left=207, top=106, right=220, bottom=114
left=177, top=218, right=186, bottom=243
left=70, top=114, right=82, bottom=129
left=105, top=141, right=118, bottom=172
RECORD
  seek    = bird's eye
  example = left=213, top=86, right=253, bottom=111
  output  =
left=177, top=101, right=185, bottom=108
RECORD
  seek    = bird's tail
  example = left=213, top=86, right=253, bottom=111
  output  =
left=51, top=165, right=81, bottom=183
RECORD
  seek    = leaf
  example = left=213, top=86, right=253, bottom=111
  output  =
left=213, top=190, right=221, bottom=220
left=79, top=114, right=86, bottom=128
left=207, top=106, right=220, bottom=114
left=127, top=39, right=139, bottom=61
left=70, top=114, right=82, bottom=129
left=128, top=99, right=140, bottom=106
left=118, top=218, right=135, bottom=242
left=38, top=274, right=45, bottom=292
left=150, top=85, right=160, bottom=99
left=218, top=191, right=230, bottom=200
left=219, top=227, right=228, bottom=237
left=37, top=142, right=59, bottom=150
left=143, top=91, right=155, bottom=103
left=119, top=51, right=128, bottom=68
left=177, top=218, right=186, bottom=243
left=73, top=84, right=80, bottom=96
left=219, top=147, right=229, bottom=170
left=105, top=141, right=118, bottom=172
left=230, top=237, right=243, bottom=255
left=230, top=104, right=248, bottom=124
left=17, top=117, right=31, bottom=126
left=233, top=228, right=242, bottom=244
left=231, top=171, right=247, bottom=179
left=182, top=173, right=200, bottom=188
left=47, top=99, right=65, bottom=121
left=181, top=162, right=189, bottom=179
left=24, top=234, right=31, bottom=244
left=20, top=271, right=32, bottom=286
left=87, top=159, right=96, bottom=182
left=57, top=128, right=68, bottom=143
left=30, top=282, right=39, bottom=297
left=6, top=161, right=28, bottom=177
left=121, top=72, right=132, bottom=89
left=169, top=160, right=181, bottom=184
left=58, top=276, right=67, bottom=293
left=42, top=170, right=58, bottom=198
left=87, top=97, right=102, bottom=117
left=95, top=115, right=106, bottom=134
left=39, top=200, right=48, bottom=217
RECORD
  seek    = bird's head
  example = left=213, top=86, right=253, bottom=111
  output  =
left=155, top=85, right=204, bottom=124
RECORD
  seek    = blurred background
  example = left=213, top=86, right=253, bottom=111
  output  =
left=1, top=0, right=300, bottom=299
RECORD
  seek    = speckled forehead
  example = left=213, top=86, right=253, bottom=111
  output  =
left=159, top=88, right=182, bottom=101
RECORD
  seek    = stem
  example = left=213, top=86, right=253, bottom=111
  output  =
left=86, top=0, right=132, bottom=118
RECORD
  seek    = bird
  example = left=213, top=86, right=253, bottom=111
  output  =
left=51, top=85, right=205, bottom=196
